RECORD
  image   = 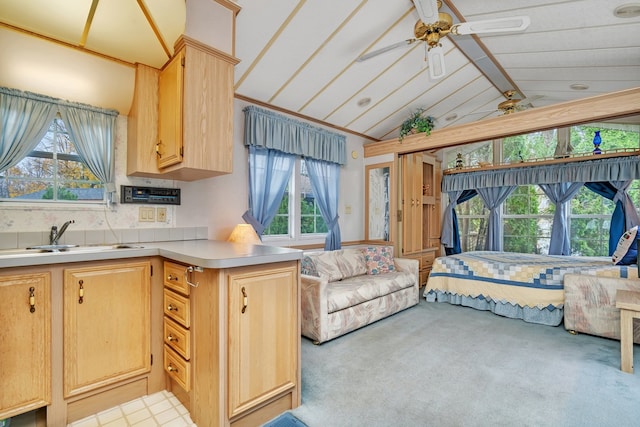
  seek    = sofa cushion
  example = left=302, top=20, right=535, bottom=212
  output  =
left=310, top=248, right=367, bottom=281
left=326, top=271, right=415, bottom=313
left=363, top=246, right=396, bottom=275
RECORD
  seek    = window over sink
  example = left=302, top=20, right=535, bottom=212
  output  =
left=0, top=116, right=104, bottom=203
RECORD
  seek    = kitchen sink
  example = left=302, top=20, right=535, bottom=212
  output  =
left=24, top=244, right=144, bottom=253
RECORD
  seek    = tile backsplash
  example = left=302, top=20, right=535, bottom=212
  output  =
left=0, top=227, right=208, bottom=250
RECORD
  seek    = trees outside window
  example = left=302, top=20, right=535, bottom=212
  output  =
left=454, top=121, right=639, bottom=255
left=263, top=159, right=327, bottom=238
left=0, top=117, right=103, bottom=202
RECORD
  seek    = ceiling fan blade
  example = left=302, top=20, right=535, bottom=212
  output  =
left=427, top=46, right=446, bottom=80
left=452, top=16, right=530, bottom=35
left=413, top=0, right=439, bottom=24
left=356, top=39, right=415, bottom=62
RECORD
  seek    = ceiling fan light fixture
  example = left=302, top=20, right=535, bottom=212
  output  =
left=570, top=83, right=590, bottom=90
left=614, top=3, right=640, bottom=18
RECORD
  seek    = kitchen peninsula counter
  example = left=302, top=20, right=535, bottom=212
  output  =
left=0, top=239, right=302, bottom=426
left=0, top=239, right=302, bottom=268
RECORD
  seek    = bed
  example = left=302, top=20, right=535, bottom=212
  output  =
left=424, top=251, right=636, bottom=326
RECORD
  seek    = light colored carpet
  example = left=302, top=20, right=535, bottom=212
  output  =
left=290, top=298, right=640, bottom=427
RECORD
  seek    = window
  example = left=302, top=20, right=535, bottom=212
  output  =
left=263, top=158, right=327, bottom=238
left=452, top=120, right=640, bottom=256
left=503, top=186, right=553, bottom=254
left=0, top=117, right=104, bottom=202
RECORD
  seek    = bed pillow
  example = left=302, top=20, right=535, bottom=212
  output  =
left=612, top=225, right=638, bottom=265
left=363, top=246, right=396, bottom=275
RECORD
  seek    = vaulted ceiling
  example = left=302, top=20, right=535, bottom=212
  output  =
left=1, top=0, right=639, bottom=141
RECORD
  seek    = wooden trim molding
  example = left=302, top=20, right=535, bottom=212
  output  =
left=364, top=87, right=640, bottom=158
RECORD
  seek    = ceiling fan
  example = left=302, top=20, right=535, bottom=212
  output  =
left=357, top=0, right=531, bottom=80
left=458, top=91, right=542, bottom=120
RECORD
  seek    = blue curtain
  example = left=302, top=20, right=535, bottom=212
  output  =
left=243, top=105, right=346, bottom=165
left=0, top=86, right=118, bottom=204
left=443, top=155, right=640, bottom=192
left=442, top=189, right=477, bottom=255
left=585, top=181, right=640, bottom=255
left=60, top=105, right=118, bottom=204
left=0, top=87, right=58, bottom=173
left=477, top=186, right=516, bottom=251
left=242, top=146, right=296, bottom=236
left=305, top=158, right=342, bottom=250
left=539, top=182, right=584, bottom=255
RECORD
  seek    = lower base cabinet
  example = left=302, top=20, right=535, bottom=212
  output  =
left=0, top=272, right=51, bottom=420
left=165, top=261, right=301, bottom=427
left=63, top=262, right=151, bottom=397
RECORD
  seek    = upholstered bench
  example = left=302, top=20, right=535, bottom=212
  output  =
left=564, top=274, right=640, bottom=344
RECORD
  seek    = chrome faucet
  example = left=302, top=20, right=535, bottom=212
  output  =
left=50, top=220, right=75, bottom=245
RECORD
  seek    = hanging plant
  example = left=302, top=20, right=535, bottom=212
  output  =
left=399, top=108, right=435, bottom=141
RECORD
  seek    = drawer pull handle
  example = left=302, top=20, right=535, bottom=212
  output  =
left=167, top=363, right=178, bottom=373
left=167, top=334, right=178, bottom=342
left=241, top=287, right=248, bottom=314
left=167, top=304, right=178, bottom=312
left=167, top=274, right=178, bottom=281
left=78, top=280, right=84, bottom=304
left=29, top=287, right=36, bottom=313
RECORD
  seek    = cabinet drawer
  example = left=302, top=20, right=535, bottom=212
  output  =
left=164, top=316, right=191, bottom=360
left=163, top=289, right=190, bottom=328
left=422, top=251, right=435, bottom=269
left=164, top=261, right=190, bottom=296
left=164, top=344, right=191, bottom=392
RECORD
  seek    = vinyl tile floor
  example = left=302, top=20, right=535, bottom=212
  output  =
left=66, top=390, right=195, bottom=427
left=8, top=390, right=196, bottom=427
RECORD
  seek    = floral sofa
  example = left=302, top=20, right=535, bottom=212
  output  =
left=300, top=245, right=419, bottom=344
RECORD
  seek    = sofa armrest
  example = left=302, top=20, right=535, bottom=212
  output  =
left=301, top=274, right=330, bottom=343
left=395, top=257, right=419, bottom=281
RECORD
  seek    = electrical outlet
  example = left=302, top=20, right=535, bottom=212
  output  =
left=139, top=207, right=155, bottom=222
left=156, top=207, right=167, bottom=222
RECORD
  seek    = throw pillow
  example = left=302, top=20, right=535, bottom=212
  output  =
left=301, top=255, right=319, bottom=277
left=612, top=225, right=638, bottom=265
left=313, top=250, right=345, bottom=282
left=363, top=246, right=396, bottom=275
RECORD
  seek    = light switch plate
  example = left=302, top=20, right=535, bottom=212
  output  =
left=139, top=207, right=155, bottom=222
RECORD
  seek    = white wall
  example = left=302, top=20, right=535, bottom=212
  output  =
left=178, top=99, right=367, bottom=245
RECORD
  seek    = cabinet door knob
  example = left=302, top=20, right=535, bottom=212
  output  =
left=78, top=279, right=84, bottom=304
left=167, top=363, right=178, bottom=373
left=29, top=286, right=36, bottom=313
left=241, top=287, right=248, bottom=314
left=167, top=304, right=178, bottom=312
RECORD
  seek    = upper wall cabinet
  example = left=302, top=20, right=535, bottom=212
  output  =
left=127, top=36, right=240, bottom=181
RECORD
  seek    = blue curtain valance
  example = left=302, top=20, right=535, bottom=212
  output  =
left=243, top=105, right=346, bottom=165
left=0, top=87, right=119, bottom=117
left=442, top=155, right=640, bottom=192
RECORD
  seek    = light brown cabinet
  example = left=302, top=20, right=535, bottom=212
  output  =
left=0, top=272, right=51, bottom=419
left=164, top=261, right=301, bottom=427
left=399, top=152, right=441, bottom=285
left=63, top=261, right=151, bottom=397
left=127, top=36, right=239, bottom=181
left=227, top=266, right=298, bottom=418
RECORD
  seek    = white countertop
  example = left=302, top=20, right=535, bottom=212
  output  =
left=0, top=240, right=303, bottom=269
